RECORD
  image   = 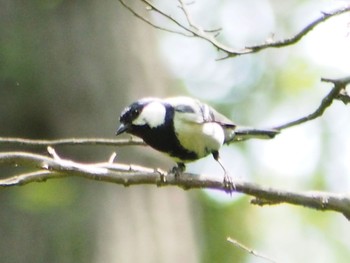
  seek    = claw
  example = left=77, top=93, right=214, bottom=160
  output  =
left=170, top=163, right=186, bottom=179
left=212, top=151, right=235, bottom=194
left=223, top=173, right=235, bottom=194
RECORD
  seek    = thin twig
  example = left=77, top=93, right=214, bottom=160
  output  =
left=227, top=237, right=277, bottom=263
left=244, top=6, right=350, bottom=55
left=120, top=1, right=350, bottom=57
left=0, top=137, right=144, bottom=147
left=138, top=0, right=250, bottom=54
left=177, top=0, right=201, bottom=31
left=118, top=0, right=192, bottom=37
left=0, top=170, right=61, bottom=186
left=273, top=77, right=350, bottom=130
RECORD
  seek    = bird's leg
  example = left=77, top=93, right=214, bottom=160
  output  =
left=170, top=162, right=186, bottom=179
left=212, top=151, right=235, bottom=193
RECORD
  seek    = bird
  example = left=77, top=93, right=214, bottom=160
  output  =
left=116, top=96, right=278, bottom=191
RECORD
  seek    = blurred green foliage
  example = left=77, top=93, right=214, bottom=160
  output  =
left=198, top=194, right=252, bottom=263
left=11, top=179, right=76, bottom=213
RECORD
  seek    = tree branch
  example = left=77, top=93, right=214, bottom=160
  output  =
left=0, top=76, right=349, bottom=218
left=0, top=137, right=144, bottom=147
left=273, top=76, right=350, bottom=130
left=117, top=1, right=350, bottom=57
left=227, top=237, right=277, bottom=263
left=0, top=149, right=350, bottom=219
left=118, top=0, right=192, bottom=36
left=243, top=7, right=350, bottom=56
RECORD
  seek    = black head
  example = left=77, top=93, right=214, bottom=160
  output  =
left=116, top=98, right=168, bottom=137
left=116, top=102, right=143, bottom=135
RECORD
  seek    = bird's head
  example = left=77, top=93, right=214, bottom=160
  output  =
left=116, top=98, right=168, bottom=137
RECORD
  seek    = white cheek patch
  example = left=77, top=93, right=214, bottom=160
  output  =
left=132, top=101, right=166, bottom=128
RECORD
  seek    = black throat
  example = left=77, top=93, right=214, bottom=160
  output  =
left=129, top=104, right=197, bottom=161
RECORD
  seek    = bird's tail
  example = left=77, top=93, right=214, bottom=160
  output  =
left=225, top=127, right=279, bottom=143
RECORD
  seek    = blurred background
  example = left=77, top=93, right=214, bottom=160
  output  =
left=1, top=0, right=350, bottom=262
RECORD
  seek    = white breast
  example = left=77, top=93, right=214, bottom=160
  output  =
left=173, top=116, right=225, bottom=158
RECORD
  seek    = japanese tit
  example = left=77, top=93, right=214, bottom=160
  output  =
left=116, top=96, right=278, bottom=189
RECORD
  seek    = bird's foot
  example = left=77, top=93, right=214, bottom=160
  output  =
left=223, top=173, right=235, bottom=194
left=170, top=163, right=186, bottom=179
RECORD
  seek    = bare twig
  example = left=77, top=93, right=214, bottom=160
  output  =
left=118, top=0, right=192, bottom=36
left=0, top=137, right=144, bottom=147
left=1, top=150, right=350, bottom=219
left=227, top=237, right=277, bottom=263
left=140, top=0, right=251, bottom=55
left=118, top=1, right=350, bottom=57
left=177, top=0, right=221, bottom=34
left=243, top=7, right=350, bottom=56
left=0, top=170, right=61, bottom=186
left=273, top=76, right=350, bottom=130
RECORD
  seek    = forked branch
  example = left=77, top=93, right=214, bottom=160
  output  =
left=118, top=1, right=350, bottom=58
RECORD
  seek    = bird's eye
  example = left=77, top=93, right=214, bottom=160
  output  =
left=131, top=108, right=140, bottom=117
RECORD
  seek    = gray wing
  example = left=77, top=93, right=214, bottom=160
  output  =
left=203, top=104, right=236, bottom=128
left=166, top=96, right=236, bottom=127
left=165, top=97, right=278, bottom=143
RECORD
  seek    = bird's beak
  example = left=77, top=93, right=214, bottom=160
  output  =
left=116, top=123, right=129, bottom=135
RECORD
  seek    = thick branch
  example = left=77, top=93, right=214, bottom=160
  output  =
left=118, top=1, right=350, bottom=57
left=0, top=151, right=350, bottom=219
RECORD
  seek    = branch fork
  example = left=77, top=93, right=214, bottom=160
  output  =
left=118, top=1, right=350, bottom=58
